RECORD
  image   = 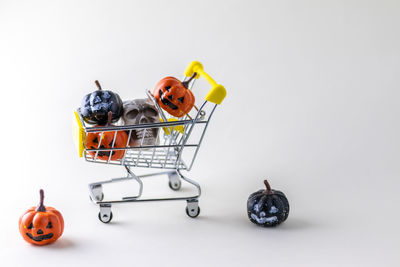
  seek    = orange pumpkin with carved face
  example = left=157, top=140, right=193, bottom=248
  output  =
left=153, top=73, right=196, bottom=117
left=19, top=190, right=64, bottom=246
left=86, top=111, right=128, bottom=161
left=86, top=130, right=128, bottom=160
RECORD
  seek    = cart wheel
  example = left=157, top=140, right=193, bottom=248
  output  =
left=90, top=184, right=104, bottom=202
left=186, top=206, right=200, bottom=218
left=168, top=172, right=181, bottom=191
left=186, top=199, right=200, bottom=218
left=168, top=180, right=182, bottom=191
left=98, top=211, right=113, bottom=223
left=90, top=193, right=104, bottom=202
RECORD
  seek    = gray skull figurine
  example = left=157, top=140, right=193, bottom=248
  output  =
left=122, top=98, right=160, bottom=147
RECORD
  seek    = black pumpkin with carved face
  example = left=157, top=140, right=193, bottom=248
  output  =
left=80, top=80, right=123, bottom=124
left=247, top=180, right=289, bottom=227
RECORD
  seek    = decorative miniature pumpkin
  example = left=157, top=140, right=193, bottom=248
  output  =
left=86, top=111, right=128, bottom=161
left=19, top=189, right=64, bottom=246
left=80, top=80, right=123, bottom=124
left=153, top=73, right=196, bottom=117
left=247, top=180, right=289, bottom=227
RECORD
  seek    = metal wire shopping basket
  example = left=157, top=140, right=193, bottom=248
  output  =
left=73, top=61, right=226, bottom=223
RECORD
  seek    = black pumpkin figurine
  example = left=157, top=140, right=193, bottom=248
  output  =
left=80, top=80, right=123, bottom=124
left=247, top=180, right=289, bottom=227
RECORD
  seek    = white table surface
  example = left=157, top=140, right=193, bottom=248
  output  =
left=0, top=1, right=399, bottom=266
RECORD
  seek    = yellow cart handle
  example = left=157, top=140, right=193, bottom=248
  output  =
left=73, top=111, right=85, bottom=157
left=184, top=61, right=226, bottom=105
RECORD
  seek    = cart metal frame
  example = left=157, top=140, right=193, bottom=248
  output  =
left=73, top=61, right=226, bottom=223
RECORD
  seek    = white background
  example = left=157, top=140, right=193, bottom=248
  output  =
left=0, top=0, right=399, bottom=266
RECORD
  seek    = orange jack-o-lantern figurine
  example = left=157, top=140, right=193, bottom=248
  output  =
left=19, top=189, right=64, bottom=246
left=153, top=73, right=196, bottom=117
left=86, top=111, right=128, bottom=161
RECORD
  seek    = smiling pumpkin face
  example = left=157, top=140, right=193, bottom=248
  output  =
left=247, top=180, right=289, bottom=227
left=153, top=76, right=195, bottom=117
left=86, top=130, right=128, bottom=161
left=19, top=190, right=64, bottom=246
left=86, top=111, right=128, bottom=161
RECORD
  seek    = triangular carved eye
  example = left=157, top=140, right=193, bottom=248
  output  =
left=27, top=223, right=33, bottom=229
left=165, top=86, right=171, bottom=91
left=177, top=97, right=184, bottom=103
left=46, top=222, right=52, bottom=229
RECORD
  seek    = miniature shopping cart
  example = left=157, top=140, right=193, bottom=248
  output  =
left=73, top=61, right=226, bottom=223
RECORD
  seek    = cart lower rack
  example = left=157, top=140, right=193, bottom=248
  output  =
left=73, top=61, right=226, bottom=223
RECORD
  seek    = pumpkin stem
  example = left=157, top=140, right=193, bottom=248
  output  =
left=264, top=180, right=272, bottom=194
left=36, top=189, right=46, bottom=212
left=107, top=111, right=113, bottom=126
left=181, top=72, right=197, bottom=89
left=95, top=80, right=102, bottom=90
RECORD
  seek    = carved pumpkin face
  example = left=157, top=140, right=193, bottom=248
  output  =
left=80, top=80, right=123, bottom=124
left=86, top=111, right=128, bottom=161
left=86, top=130, right=128, bottom=161
left=153, top=76, right=195, bottom=117
left=19, top=190, right=64, bottom=246
left=247, top=180, right=289, bottom=227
